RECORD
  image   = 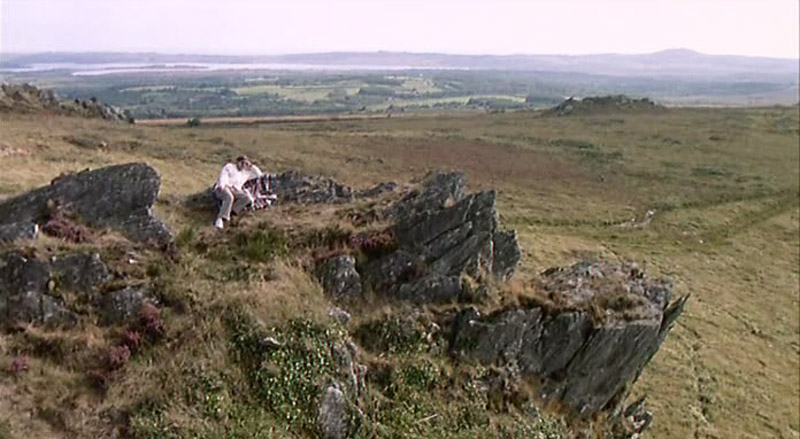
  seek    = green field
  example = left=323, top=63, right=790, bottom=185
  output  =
left=0, top=105, right=797, bottom=438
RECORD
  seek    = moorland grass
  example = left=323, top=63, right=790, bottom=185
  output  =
left=0, top=105, right=797, bottom=438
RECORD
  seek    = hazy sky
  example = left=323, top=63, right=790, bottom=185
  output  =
left=2, top=0, right=798, bottom=58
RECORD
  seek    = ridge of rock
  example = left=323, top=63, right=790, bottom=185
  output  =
left=451, top=261, right=688, bottom=415
left=0, top=163, right=171, bottom=245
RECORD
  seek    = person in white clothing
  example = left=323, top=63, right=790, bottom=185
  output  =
left=214, top=155, right=262, bottom=229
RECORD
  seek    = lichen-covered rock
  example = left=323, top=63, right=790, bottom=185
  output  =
left=100, top=287, right=147, bottom=325
left=0, top=163, right=171, bottom=245
left=451, top=261, right=688, bottom=416
left=317, top=385, right=351, bottom=439
left=317, top=255, right=363, bottom=303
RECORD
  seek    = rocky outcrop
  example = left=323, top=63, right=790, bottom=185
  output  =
left=363, top=172, right=521, bottom=304
left=451, top=261, right=688, bottom=416
left=270, top=172, right=353, bottom=204
left=0, top=251, right=112, bottom=327
left=547, top=95, right=663, bottom=117
left=0, top=251, right=157, bottom=328
left=0, top=83, right=130, bottom=121
left=0, top=163, right=172, bottom=245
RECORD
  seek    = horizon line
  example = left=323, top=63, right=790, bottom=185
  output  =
left=1, top=48, right=798, bottom=61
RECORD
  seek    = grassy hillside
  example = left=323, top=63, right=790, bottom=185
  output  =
left=0, top=105, right=798, bottom=438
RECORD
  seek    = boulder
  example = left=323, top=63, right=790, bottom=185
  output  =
left=317, top=385, right=351, bottom=439
left=100, top=287, right=148, bottom=325
left=316, top=255, right=363, bottom=303
left=451, top=261, right=688, bottom=416
left=0, top=163, right=171, bottom=245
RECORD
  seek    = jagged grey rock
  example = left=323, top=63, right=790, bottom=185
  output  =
left=392, top=171, right=467, bottom=222
left=367, top=171, right=521, bottom=304
left=317, top=385, right=351, bottom=439
left=0, top=222, right=39, bottom=242
left=492, top=230, right=522, bottom=280
left=317, top=255, right=363, bottom=303
left=100, top=287, right=147, bottom=325
left=0, top=163, right=171, bottom=245
left=451, top=261, right=688, bottom=416
left=362, top=250, right=419, bottom=293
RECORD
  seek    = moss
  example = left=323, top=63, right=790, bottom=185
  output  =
left=353, top=315, right=431, bottom=354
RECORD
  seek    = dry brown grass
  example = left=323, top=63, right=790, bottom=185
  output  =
left=0, top=106, right=798, bottom=438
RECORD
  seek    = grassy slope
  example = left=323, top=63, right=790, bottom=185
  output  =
left=0, top=106, right=798, bottom=438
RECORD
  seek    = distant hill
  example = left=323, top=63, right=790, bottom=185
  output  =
left=2, top=49, right=797, bottom=79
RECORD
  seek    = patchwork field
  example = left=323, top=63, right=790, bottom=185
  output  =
left=0, top=105, right=798, bottom=438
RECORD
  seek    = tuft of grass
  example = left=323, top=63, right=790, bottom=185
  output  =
left=232, top=226, right=289, bottom=263
left=353, top=314, right=435, bottom=355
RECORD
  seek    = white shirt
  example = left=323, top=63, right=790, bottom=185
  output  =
left=216, top=163, right=263, bottom=191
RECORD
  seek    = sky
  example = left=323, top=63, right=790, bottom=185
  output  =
left=1, top=0, right=798, bottom=58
